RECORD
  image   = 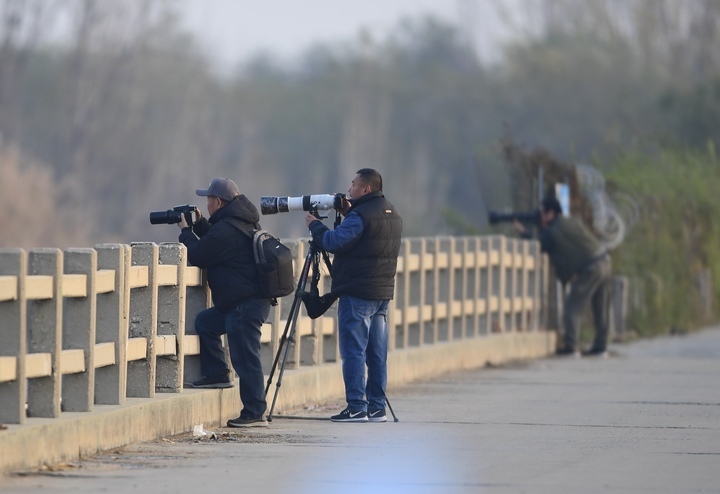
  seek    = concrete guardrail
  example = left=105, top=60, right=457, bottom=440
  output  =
left=0, top=235, right=556, bottom=474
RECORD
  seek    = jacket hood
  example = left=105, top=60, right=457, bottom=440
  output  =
left=209, top=194, right=260, bottom=226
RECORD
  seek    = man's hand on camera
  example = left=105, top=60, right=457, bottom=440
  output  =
left=305, top=212, right=321, bottom=228
left=513, top=220, right=526, bottom=234
left=179, top=208, right=199, bottom=230
left=337, top=196, right=351, bottom=216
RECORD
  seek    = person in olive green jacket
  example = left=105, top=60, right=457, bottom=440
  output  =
left=518, top=197, right=612, bottom=357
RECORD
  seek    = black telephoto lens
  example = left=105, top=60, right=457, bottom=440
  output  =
left=149, top=210, right=180, bottom=224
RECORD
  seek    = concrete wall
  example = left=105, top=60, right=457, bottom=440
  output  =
left=0, top=235, right=556, bottom=474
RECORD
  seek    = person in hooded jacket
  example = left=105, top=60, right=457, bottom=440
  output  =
left=178, top=177, right=270, bottom=428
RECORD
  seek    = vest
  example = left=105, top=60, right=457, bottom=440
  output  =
left=330, top=191, right=403, bottom=299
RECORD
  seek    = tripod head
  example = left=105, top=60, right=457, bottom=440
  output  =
left=309, top=204, right=343, bottom=229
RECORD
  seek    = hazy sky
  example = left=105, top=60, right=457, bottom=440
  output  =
left=178, top=0, right=509, bottom=67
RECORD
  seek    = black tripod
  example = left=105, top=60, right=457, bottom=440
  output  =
left=264, top=238, right=326, bottom=421
left=264, top=222, right=399, bottom=422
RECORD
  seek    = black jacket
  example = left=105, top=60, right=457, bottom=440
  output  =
left=179, top=195, right=260, bottom=312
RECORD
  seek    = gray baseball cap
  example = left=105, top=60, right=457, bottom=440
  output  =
left=195, top=177, right=240, bottom=202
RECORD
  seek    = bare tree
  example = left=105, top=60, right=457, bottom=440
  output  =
left=0, top=136, right=89, bottom=248
left=519, top=0, right=720, bottom=85
left=0, top=0, right=62, bottom=140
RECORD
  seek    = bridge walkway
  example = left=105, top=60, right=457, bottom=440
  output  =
left=1, top=326, right=719, bottom=494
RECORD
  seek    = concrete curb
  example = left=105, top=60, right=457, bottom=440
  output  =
left=0, top=331, right=555, bottom=475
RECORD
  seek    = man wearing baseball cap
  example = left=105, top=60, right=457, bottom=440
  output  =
left=178, top=177, right=271, bottom=427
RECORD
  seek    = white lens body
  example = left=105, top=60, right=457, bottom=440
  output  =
left=288, top=194, right=335, bottom=211
left=260, top=194, right=336, bottom=214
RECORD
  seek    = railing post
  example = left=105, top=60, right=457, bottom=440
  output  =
left=430, top=237, right=441, bottom=342
left=541, top=254, right=552, bottom=332
left=62, top=248, right=97, bottom=411
left=418, top=238, right=428, bottom=344
left=127, top=242, right=158, bottom=398
left=528, top=241, right=542, bottom=331
left=507, top=238, right=517, bottom=332
left=480, top=237, right=493, bottom=336
left=470, top=237, right=481, bottom=338
left=302, top=241, right=331, bottom=366
left=458, top=237, right=469, bottom=339
left=385, top=240, right=401, bottom=352
left=400, top=239, right=412, bottom=347
left=288, top=241, right=304, bottom=370
left=491, top=236, right=505, bottom=333
left=0, top=248, right=27, bottom=424
left=27, top=248, right=63, bottom=418
left=512, top=238, right=522, bottom=332
left=611, top=275, right=629, bottom=340
left=95, top=244, right=130, bottom=405
left=311, top=247, right=334, bottom=365
left=307, top=299, right=322, bottom=365
left=519, top=240, right=529, bottom=331
left=319, top=246, right=338, bottom=364
left=156, top=243, right=186, bottom=392
left=182, top=264, right=210, bottom=385
left=446, top=237, right=457, bottom=340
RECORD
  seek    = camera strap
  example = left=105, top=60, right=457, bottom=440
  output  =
left=301, top=243, right=337, bottom=319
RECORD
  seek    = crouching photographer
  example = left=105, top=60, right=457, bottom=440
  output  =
left=514, top=197, right=612, bottom=358
left=172, top=177, right=271, bottom=427
left=303, top=168, right=403, bottom=423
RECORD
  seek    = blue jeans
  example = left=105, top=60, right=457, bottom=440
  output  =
left=337, top=296, right=389, bottom=412
left=195, top=298, right=271, bottom=419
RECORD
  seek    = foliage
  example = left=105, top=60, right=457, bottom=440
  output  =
left=658, top=79, right=720, bottom=149
left=604, top=145, right=720, bottom=335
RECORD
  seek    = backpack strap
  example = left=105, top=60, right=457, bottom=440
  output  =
left=235, top=222, right=260, bottom=238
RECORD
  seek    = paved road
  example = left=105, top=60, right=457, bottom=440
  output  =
left=2, top=327, right=719, bottom=494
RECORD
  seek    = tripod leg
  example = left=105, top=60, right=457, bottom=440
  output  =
left=265, top=243, right=316, bottom=421
left=267, top=305, right=301, bottom=422
left=386, top=395, right=399, bottom=422
left=264, top=294, right=301, bottom=396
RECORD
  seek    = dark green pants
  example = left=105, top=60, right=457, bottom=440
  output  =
left=563, top=256, right=612, bottom=351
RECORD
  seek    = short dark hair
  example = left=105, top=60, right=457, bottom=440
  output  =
left=541, top=197, right=562, bottom=214
left=356, top=168, right=382, bottom=192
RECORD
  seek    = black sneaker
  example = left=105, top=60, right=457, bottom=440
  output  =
left=330, top=408, right=368, bottom=422
left=227, top=415, right=268, bottom=428
left=190, top=373, right=234, bottom=389
left=368, top=409, right=387, bottom=423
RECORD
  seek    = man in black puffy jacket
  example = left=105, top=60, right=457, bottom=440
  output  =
left=178, top=177, right=270, bottom=427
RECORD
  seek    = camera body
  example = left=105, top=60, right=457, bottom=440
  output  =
left=487, top=209, right=541, bottom=226
left=260, top=194, right=345, bottom=215
left=149, top=204, right=199, bottom=225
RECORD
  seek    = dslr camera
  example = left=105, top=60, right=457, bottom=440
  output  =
left=149, top=204, right=199, bottom=225
left=260, top=194, right=345, bottom=215
left=487, top=209, right=541, bottom=226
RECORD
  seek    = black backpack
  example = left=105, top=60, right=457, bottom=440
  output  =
left=240, top=225, right=295, bottom=304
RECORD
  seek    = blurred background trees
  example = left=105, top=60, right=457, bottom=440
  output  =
left=1, top=0, right=719, bottom=333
